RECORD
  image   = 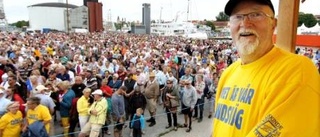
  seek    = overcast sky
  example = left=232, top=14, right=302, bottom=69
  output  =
left=3, top=0, right=320, bottom=23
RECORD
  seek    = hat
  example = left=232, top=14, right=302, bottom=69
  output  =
left=224, top=0, right=275, bottom=16
left=149, top=72, right=156, bottom=77
left=92, top=89, right=103, bottom=95
left=167, top=77, right=175, bottom=82
left=36, top=85, right=48, bottom=92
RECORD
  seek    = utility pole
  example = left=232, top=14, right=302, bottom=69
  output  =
left=66, top=0, right=70, bottom=33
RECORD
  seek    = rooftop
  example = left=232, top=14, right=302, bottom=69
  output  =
left=28, top=2, right=78, bottom=9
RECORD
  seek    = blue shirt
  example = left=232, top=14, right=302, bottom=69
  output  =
left=0, top=96, right=11, bottom=117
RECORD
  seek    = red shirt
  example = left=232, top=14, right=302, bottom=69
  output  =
left=100, top=85, right=113, bottom=97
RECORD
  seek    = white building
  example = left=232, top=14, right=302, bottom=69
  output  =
left=28, top=2, right=88, bottom=32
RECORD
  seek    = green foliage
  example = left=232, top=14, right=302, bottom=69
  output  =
left=216, top=12, right=229, bottom=21
left=298, top=12, right=318, bottom=28
left=10, top=20, right=29, bottom=28
left=205, top=20, right=215, bottom=31
left=114, top=22, right=123, bottom=30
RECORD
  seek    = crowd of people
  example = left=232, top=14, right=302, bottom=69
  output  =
left=0, top=30, right=318, bottom=137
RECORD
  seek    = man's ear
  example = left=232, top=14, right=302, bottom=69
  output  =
left=272, top=18, right=277, bottom=30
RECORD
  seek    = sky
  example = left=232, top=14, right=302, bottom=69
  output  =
left=3, top=0, right=320, bottom=23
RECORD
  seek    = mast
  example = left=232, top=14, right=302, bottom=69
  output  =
left=187, top=0, right=190, bottom=22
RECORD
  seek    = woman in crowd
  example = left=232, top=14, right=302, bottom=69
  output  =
left=0, top=102, right=23, bottom=137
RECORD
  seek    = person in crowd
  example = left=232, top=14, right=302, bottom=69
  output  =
left=77, top=88, right=92, bottom=130
left=56, top=66, right=70, bottom=81
left=207, top=76, right=218, bottom=119
left=85, top=69, right=98, bottom=91
left=193, top=74, right=205, bottom=122
left=0, top=102, right=23, bottom=137
left=57, top=81, right=75, bottom=137
left=78, top=89, right=107, bottom=137
left=7, top=75, right=25, bottom=101
left=123, top=73, right=136, bottom=120
left=0, top=87, right=11, bottom=118
left=34, top=85, right=55, bottom=114
left=143, top=72, right=160, bottom=127
left=75, top=59, right=84, bottom=76
left=112, top=86, right=127, bottom=137
left=100, top=78, right=113, bottom=135
left=153, top=65, right=167, bottom=105
left=5, top=87, right=25, bottom=116
left=24, top=97, right=52, bottom=134
left=130, top=108, right=146, bottom=137
left=213, top=0, right=320, bottom=136
left=129, top=85, right=147, bottom=136
left=72, top=76, right=86, bottom=98
left=162, top=78, right=180, bottom=131
left=108, top=73, right=122, bottom=91
left=181, top=80, right=197, bottom=132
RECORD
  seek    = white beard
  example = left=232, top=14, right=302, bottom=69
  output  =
left=235, top=36, right=260, bottom=56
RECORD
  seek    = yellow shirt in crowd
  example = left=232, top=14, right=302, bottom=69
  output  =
left=77, top=96, right=91, bottom=116
left=88, top=98, right=107, bottom=125
left=34, top=50, right=41, bottom=57
left=46, top=46, right=54, bottom=56
left=213, top=46, right=320, bottom=137
left=0, top=111, right=23, bottom=137
left=26, top=104, right=52, bottom=133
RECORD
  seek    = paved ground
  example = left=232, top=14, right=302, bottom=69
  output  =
left=51, top=100, right=214, bottom=137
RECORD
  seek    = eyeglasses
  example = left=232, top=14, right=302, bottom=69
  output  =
left=167, top=82, right=172, bottom=84
left=229, top=12, right=274, bottom=23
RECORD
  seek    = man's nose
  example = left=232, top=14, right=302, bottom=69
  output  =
left=239, top=16, right=252, bottom=27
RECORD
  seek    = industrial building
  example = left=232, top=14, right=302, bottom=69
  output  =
left=87, top=2, right=103, bottom=32
left=28, top=2, right=80, bottom=32
left=28, top=1, right=102, bottom=33
left=142, top=3, right=151, bottom=34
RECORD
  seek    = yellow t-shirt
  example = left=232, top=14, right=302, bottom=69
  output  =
left=132, top=74, right=138, bottom=81
left=46, top=46, right=54, bottom=56
left=77, top=96, right=90, bottom=116
left=213, top=46, right=320, bottom=137
left=26, top=104, right=52, bottom=133
left=0, top=111, right=23, bottom=137
left=34, top=50, right=41, bottom=57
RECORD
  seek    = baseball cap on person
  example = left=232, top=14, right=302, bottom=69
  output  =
left=36, top=85, right=48, bottom=92
left=92, top=89, right=103, bottom=95
left=224, top=0, right=275, bottom=16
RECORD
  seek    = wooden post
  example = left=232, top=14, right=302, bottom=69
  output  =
left=275, top=0, right=300, bottom=53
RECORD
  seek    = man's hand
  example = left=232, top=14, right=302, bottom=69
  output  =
left=190, top=108, right=194, bottom=112
left=91, top=110, right=98, bottom=116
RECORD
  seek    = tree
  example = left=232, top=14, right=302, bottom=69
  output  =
left=114, top=22, right=123, bottom=30
left=298, top=12, right=317, bottom=28
left=216, top=11, right=229, bottom=21
left=10, top=20, right=29, bottom=28
left=205, top=20, right=215, bottom=31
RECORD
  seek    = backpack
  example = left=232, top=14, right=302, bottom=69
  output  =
left=69, top=97, right=79, bottom=120
left=21, top=121, right=49, bottom=137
